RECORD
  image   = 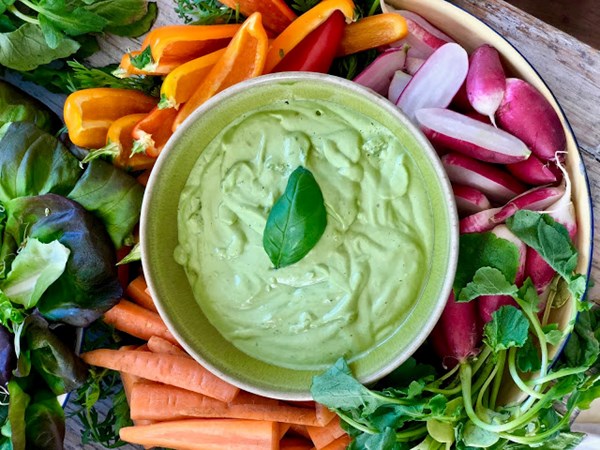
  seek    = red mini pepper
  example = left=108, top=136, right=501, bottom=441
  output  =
left=271, top=10, right=346, bottom=74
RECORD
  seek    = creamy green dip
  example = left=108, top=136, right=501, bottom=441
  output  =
left=175, top=98, right=434, bottom=370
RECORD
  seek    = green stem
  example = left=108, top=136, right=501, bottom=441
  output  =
left=475, top=361, right=499, bottom=414
left=528, top=366, right=589, bottom=386
left=499, top=407, right=574, bottom=444
left=515, top=298, right=549, bottom=376
left=370, top=391, right=411, bottom=405
left=7, top=5, right=39, bottom=24
left=472, top=347, right=493, bottom=376
left=81, top=143, right=120, bottom=164
left=337, top=411, right=377, bottom=435
left=489, top=351, right=507, bottom=409
left=395, top=425, right=427, bottom=442
left=460, top=363, right=555, bottom=433
left=508, top=348, right=544, bottom=399
left=368, top=0, right=381, bottom=17
left=425, top=384, right=462, bottom=396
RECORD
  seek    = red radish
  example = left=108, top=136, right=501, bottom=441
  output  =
left=507, top=154, right=560, bottom=185
left=397, top=43, right=469, bottom=122
left=353, top=47, right=407, bottom=95
left=431, top=291, right=481, bottom=368
left=465, top=111, right=491, bottom=124
left=460, top=207, right=502, bottom=234
left=477, top=225, right=525, bottom=323
left=398, top=10, right=454, bottom=50
left=496, top=78, right=567, bottom=161
left=416, top=108, right=531, bottom=164
left=453, top=184, right=491, bottom=216
left=405, top=56, right=425, bottom=75
left=451, top=81, right=472, bottom=112
left=466, top=45, right=506, bottom=125
left=441, top=152, right=527, bottom=203
left=388, top=70, right=412, bottom=104
left=460, top=185, right=564, bottom=233
left=492, top=185, right=565, bottom=223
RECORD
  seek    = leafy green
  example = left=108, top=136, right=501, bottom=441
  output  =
left=24, top=314, right=88, bottom=395
left=3, top=194, right=122, bottom=326
left=516, top=336, right=541, bottom=373
left=7, top=378, right=29, bottom=450
left=0, top=238, right=69, bottom=309
left=263, top=166, right=327, bottom=269
left=68, top=158, right=144, bottom=248
left=0, top=23, right=80, bottom=71
left=175, top=0, right=241, bottom=25
left=24, top=389, right=65, bottom=450
left=454, top=233, right=520, bottom=294
left=104, top=1, right=157, bottom=37
left=0, top=122, right=81, bottom=204
left=483, top=306, right=529, bottom=353
left=458, top=267, right=518, bottom=302
left=0, top=324, right=14, bottom=385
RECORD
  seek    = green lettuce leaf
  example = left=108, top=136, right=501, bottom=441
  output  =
left=7, top=378, right=30, bottom=450
left=24, top=389, right=65, bottom=450
left=0, top=23, right=79, bottom=71
left=68, top=159, right=144, bottom=248
left=0, top=238, right=70, bottom=309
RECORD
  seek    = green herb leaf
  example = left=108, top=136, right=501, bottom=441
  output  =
left=104, top=1, right=158, bottom=37
left=0, top=23, right=79, bottom=71
left=176, top=0, right=241, bottom=25
left=129, top=45, right=153, bottom=70
left=458, top=266, right=518, bottom=302
left=517, top=335, right=541, bottom=372
left=36, top=0, right=109, bottom=36
left=484, top=306, right=529, bottom=353
left=517, top=277, right=540, bottom=315
left=454, top=232, right=519, bottom=293
left=263, top=166, right=327, bottom=269
left=506, top=211, right=578, bottom=282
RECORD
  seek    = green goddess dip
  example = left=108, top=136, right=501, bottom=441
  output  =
left=175, top=98, right=434, bottom=370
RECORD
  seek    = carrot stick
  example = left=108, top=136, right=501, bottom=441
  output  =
left=81, top=349, right=239, bottom=403
left=321, top=434, right=351, bottom=450
left=126, top=275, right=158, bottom=313
left=280, top=436, right=314, bottom=450
left=279, top=423, right=291, bottom=439
left=316, top=403, right=336, bottom=426
left=103, top=299, right=178, bottom=345
left=289, top=424, right=311, bottom=439
left=147, top=335, right=191, bottom=358
left=128, top=382, right=320, bottom=425
left=307, top=417, right=346, bottom=449
left=119, top=419, right=279, bottom=450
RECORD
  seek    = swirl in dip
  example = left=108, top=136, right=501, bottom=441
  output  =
left=175, top=98, right=434, bottom=370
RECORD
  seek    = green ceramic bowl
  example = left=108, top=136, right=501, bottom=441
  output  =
left=140, top=73, right=458, bottom=400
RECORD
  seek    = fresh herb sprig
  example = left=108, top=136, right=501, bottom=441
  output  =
left=175, top=0, right=241, bottom=25
left=312, top=211, right=597, bottom=449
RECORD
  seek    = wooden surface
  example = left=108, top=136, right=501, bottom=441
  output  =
left=61, top=0, right=600, bottom=448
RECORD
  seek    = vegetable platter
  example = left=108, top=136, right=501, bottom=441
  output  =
left=0, top=0, right=596, bottom=449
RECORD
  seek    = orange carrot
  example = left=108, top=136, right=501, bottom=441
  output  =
left=103, top=299, right=178, bottom=345
left=321, top=434, right=351, bottom=450
left=119, top=419, right=279, bottom=450
left=307, top=417, right=346, bottom=449
left=316, top=403, right=337, bottom=426
left=125, top=275, right=158, bottom=313
left=128, top=381, right=320, bottom=425
left=279, top=423, right=292, bottom=439
left=147, top=335, right=191, bottom=358
left=280, top=437, right=314, bottom=450
left=81, top=349, right=239, bottom=403
left=136, top=170, right=152, bottom=186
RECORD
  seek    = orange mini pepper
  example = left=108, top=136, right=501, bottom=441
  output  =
left=263, top=0, right=355, bottom=73
left=64, top=88, right=157, bottom=149
left=337, top=13, right=408, bottom=57
left=115, top=52, right=183, bottom=77
left=132, top=106, right=179, bottom=158
left=159, top=48, right=227, bottom=109
left=117, top=24, right=241, bottom=76
left=218, top=0, right=297, bottom=35
left=173, top=12, right=269, bottom=130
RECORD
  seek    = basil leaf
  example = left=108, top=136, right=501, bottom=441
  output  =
left=263, top=166, right=327, bottom=269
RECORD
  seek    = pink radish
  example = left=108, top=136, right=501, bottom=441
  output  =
left=466, top=45, right=506, bottom=125
left=507, top=154, right=560, bottom=185
left=397, top=43, right=469, bottom=122
left=388, top=70, right=412, bottom=103
left=431, top=291, right=481, bottom=369
left=460, top=207, right=502, bottom=234
left=496, top=78, right=567, bottom=161
left=353, top=47, right=407, bottom=95
left=460, top=185, right=565, bottom=233
left=453, top=184, right=491, bottom=216
left=478, top=225, right=525, bottom=323
left=441, top=152, right=527, bottom=203
left=405, top=56, right=425, bottom=75
left=387, top=10, right=454, bottom=58
left=492, top=185, right=565, bottom=223
left=416, top=108, right=531, bottom=164
left=465, top=111, right=491, bottom=124
left=451, top=81, right=472, bottom=112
